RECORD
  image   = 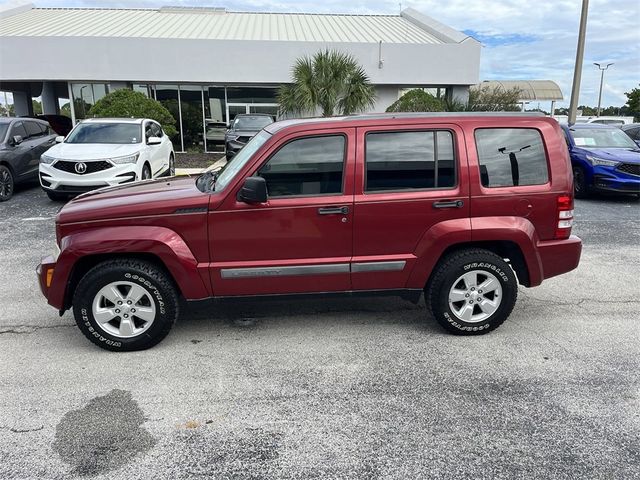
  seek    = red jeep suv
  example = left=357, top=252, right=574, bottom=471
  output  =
left=37, top=113, right=582, bottom=351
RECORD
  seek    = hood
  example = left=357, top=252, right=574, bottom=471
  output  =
left=228, top=129, right=260, bottom=136
left=57, top=175, right=209, bottom=225
left=46, top=142, right=143, bottom=160
left=579, top=147, right=640, bottom=163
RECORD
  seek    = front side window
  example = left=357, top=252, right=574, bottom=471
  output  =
left=365, top=130, right=456, bottom=192
left=65, top=123, right=142, bottom=144
left=24, top=122, right=43, bottom=139
left=257, top=135, right=345, bottom=197
left=9, top=122, right=28, bottom=140
left=475, top=128, right=549, bottom=188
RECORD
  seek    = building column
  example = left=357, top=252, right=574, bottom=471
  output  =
left=12, top=90, right=32, bottom=116
left=41, top=82, right=59, bottom=114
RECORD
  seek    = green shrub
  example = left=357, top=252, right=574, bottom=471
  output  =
left=88, top=89, right=177, bottom=137
left=386, top=89, right=444, bottom=113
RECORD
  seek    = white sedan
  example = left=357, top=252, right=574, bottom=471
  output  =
left=39, top=118, right=175, bottom=201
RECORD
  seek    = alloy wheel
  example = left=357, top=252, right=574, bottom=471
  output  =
left=448, top=270, right=503, bottom=323
left=91, top=281, right=157, bottom=338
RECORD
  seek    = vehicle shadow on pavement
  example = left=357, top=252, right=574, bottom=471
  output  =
left=175, top=295, right=441, bottom=333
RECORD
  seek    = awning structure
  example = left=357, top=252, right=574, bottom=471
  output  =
left=476, top=80, right=563, bottom=101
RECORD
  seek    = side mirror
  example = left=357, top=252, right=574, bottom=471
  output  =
left=238, top=176, right=267, bottom=204
left=11, top=135, right=23, bottom=146
left=147, top=136, right=161, bottom=145
left=55, top=136, right=65, bottom=143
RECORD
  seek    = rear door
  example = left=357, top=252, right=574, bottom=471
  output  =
left=6, top=121, right=33, bottom=179
left=352, top=123, right=470, bottom=291
left=209, top=127, right=356, bottom=296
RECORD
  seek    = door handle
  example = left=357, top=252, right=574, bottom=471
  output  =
left=433, top=200, right=464, bottom=209
left=318, top=206, right=349, bottom=215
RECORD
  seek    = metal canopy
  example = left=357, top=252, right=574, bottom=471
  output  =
left=477, top=80, right=564, bottom=101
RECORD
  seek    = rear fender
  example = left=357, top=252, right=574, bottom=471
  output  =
left=48, top=226, right=210, bottom=310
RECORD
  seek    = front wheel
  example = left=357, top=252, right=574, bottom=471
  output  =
left=426, top=249, right=518, bottom=335
left=573, top=166, right=589, bottom=199
left=0, top=165, right=14, bottom=201
left=141, top=164, right=152, bottom=180
left=167, top=153, right=175, bottom=177
left=72, top=259, right=179, bottom=351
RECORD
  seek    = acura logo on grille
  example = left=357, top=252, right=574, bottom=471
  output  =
left=75, top=162, right=87, bottom=174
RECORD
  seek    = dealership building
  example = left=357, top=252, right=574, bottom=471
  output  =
left=0, top=2, right=481, bottom=152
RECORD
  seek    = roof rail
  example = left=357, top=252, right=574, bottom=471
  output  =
left=345, top=111, right=547, bottom=121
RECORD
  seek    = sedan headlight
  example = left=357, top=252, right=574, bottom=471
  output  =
left=110, top=153, right=140, bottom=165
left=586, top=155, right=620, bottom=167
left=40, top=154, right=56, bottom=164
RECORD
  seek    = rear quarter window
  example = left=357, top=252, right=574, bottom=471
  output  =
left=475, top=128, right=549, bottom=188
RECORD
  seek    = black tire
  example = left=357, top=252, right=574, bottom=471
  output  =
left=426, top=249, right=518, bottom=335
left=46, top=190, right=68, bottom=202
left=0, top=165, right=14, bottom=202
left=72, top=259, right=179, bottom=351
left=141, top=163, right=152, bottom=180
left=573, top=166, right=589, bottom=199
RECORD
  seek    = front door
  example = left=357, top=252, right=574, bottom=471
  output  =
left=209, top=128, right=356, bottom=296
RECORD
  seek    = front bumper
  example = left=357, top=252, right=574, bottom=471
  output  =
left=39, top=162, right=139, bottom=193
left=591, top=174, right=640, bottom=194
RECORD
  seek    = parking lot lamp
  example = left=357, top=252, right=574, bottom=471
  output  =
left=594, top=62, right=613, bottom=117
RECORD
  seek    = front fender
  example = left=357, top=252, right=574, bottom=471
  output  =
left=47, top=225, right=210, bottom=310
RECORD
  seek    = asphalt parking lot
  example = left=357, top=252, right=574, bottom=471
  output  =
left=1, top=181, right=639, bottom=479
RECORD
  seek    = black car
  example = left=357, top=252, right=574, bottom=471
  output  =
left=225, top=114, right=274, bottom=158
left=621, top=123, right=640, bottom=147
left=0, top=117, right=57, bottom=201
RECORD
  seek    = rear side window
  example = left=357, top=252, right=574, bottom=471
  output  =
left=257, top=135, right=345, bottom=197
left=475, top=128, right=549, bottom=188
left=365, top=130, right=456, bottom=192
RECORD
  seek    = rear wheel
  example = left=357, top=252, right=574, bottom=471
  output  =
left=426, top=249, right=518, bottom=335
left=573, top=166, right=589, bottom=199
left=72, top=259, right=179, bottom=351
left=0, top=165, right=14, bottom=201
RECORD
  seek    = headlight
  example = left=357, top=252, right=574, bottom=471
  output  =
left=586, top=155, right=620, bottom=167
left=110, top=153, right=140, bottom=165
left=40, top=154, right=56, bottom=164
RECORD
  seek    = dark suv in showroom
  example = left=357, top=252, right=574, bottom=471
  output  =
left=225, top=113, right=274, bottom=158
left=0, top=117, right=57, bottom=201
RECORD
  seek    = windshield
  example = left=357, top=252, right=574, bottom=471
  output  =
left=0, top=124, right=8, bottom=142
left=213, top=130, right=271, bottom=191
left=570, top=127, right=638, bottom=149
left=232, top=116, right=273, bottom=131
left=65, top=122, right=142, bottom=144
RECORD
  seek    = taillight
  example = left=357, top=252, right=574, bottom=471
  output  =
left=555, top=194, right=574, bottom=239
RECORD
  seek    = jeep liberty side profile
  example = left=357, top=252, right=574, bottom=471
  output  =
left=37, top=113, right=582, bottom=351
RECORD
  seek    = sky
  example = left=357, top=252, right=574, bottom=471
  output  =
left=1, top=0, right=639, bottom=109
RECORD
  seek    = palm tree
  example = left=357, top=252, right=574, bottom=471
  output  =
left=278, top=49, right=377, bottom=117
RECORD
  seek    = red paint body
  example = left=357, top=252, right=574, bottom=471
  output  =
left=38, top=114, right=582, bottom=310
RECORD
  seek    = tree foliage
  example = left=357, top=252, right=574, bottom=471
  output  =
left=89, top=89, right=177, bottom=137
left=386, top=89, right=444, bottom=113
left=625, top=84, right=640, bottom=120
left=278, top=49, right=376, bottom=117
left=465, top=85, right=522, bottom=112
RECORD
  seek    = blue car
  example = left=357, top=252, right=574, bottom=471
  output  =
left=561, top=123, right=640, bottom=198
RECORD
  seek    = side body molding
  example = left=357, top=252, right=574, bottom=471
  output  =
left=48, top=226, right=210, bottom=310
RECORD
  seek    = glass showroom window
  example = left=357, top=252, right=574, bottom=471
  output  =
left=154, top=84, right=182, bottom=151
left=180, top=85, right=205, bottom=153
left=71, top=83, right=110, bottom=120
left=204, top=87, right=226, bottom=153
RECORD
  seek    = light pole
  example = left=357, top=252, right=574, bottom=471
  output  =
left=594, top=62, right=613, bottom=117
left=568, top=0, right=589, bottom=125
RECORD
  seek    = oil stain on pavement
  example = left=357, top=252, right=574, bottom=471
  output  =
left=53, top=389, right=156, bottom=477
